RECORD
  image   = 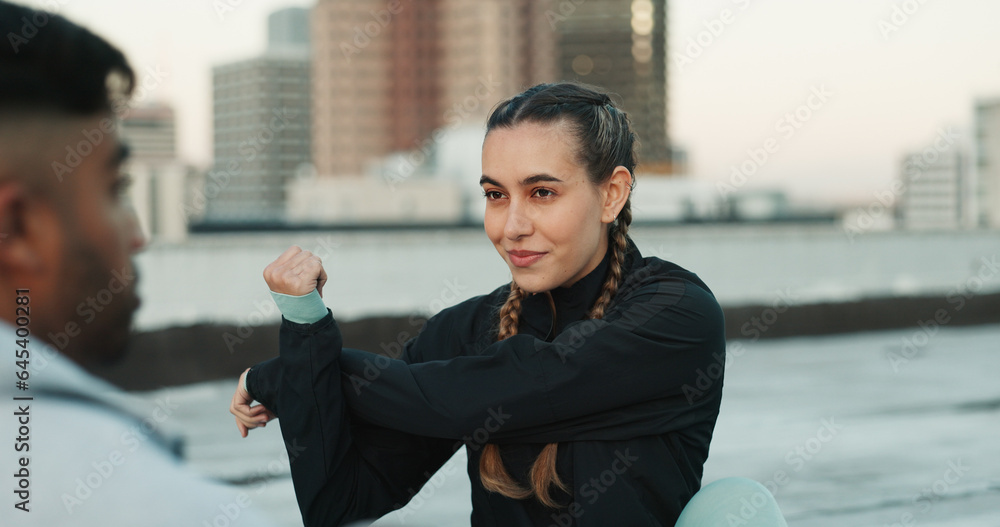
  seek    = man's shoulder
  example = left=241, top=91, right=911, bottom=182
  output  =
left=4, top=395, right=273, bottom=526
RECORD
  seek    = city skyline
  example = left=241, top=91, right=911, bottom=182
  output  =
left=21, top=0, right=1000, bottom=207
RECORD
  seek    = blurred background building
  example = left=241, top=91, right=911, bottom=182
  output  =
left=268, top=0, right=688, bottom=228
left=897, top=147, right=973, bottom=231
left=172, top=0, right=997, bottom=231
left=121, top=103, right=193, bottom=243
left=975, top=99, right=1000, bottom=229
left=309, top=0, right=558, bottom=178
left=557, top=0, right=681, bottom=174
left=204, top=7, right=312, bottom=225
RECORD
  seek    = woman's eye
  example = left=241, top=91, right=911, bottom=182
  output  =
left=533, top=188, right=555, bottom=198
left=483, top=190, right=504, bottom=200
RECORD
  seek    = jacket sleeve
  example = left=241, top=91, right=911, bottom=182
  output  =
left=272, top=313, right=459, bottom=526
left=339, top=276, right=726, bottom=442
left=246, top=357, right=280, bottom=414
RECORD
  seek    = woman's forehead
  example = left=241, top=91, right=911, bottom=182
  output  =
left=482, top=122, right=584, bottom=180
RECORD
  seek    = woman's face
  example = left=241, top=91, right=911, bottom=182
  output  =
left=481, top=121, right=614, bottom=294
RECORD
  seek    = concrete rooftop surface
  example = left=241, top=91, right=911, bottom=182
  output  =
left=141, top=323, right=1000, bottom=526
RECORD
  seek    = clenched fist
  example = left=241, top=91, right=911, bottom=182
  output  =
left=263, top=246, right=328, bottom=297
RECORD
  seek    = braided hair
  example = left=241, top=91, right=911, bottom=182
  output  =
left=479, top=82, right=637, bottom=508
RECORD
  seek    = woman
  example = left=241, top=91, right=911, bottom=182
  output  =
left=231, top=83, right=786, bottom=526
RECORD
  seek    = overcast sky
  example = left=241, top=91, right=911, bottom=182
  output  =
left=23, top=0, right=1000, bottom=206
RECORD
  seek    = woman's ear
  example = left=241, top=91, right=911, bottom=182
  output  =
left=601, top=166, right=633, bottom=223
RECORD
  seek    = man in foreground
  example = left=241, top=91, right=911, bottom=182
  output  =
left=0, top=2, right=273, bottom=524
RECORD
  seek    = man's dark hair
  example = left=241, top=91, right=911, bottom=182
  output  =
left=0, top=0, right=134, bottom=116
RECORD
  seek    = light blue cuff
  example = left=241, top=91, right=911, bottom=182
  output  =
left=269, top=289, right=328, bottom=324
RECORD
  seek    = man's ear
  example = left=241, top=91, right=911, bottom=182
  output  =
left=0, top=182, right=40, bottom=273
left=601, top=166, right=633, bottom=224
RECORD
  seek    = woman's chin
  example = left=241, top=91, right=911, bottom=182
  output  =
left=509, top=270, right=556, bottom=294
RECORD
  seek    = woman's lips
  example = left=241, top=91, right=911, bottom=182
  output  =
left=507, top=250, right=546, bottom=268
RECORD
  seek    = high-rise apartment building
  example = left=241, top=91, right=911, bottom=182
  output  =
left=310, top=0, right=676, bottom=177
left=121, top=103, right=177, bottom=164
left=975, top=99, right=1000, bottom=228
left=119, top=103, right=191, bottom=242
left=206, top=8, right=312, bottom=223
left=311, top=0, right=557, bottom=177
left=898, top=137, right=974, bottom=231
left=268, top=6, right=310, bottom=51
left=313, top=0, right=424, bottom=176
left=556, top=0, right=676, bottom=172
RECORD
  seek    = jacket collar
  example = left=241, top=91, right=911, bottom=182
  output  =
left=518, top=236, right=641, bottom=340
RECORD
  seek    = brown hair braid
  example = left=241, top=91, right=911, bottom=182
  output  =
left=477, top=80, right=638, bottom=509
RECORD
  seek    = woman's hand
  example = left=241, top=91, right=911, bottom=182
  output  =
left=230, top=368, right=277, bottom=438
left=263, top=245, right=328, bottom=297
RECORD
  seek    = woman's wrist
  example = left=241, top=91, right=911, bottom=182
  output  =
left=241, top=367, right=253, bottom=400
left=270, top=289, right=327, bottom=324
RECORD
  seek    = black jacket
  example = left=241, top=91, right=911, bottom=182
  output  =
left=247, top=238, right=726, bottom=526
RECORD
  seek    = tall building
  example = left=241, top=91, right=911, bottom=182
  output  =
left=898, top=141, right=973, bottom=230
left=206, top=7, right=312, bottom=223
left=437, top=0, right=558, bottom=123
left=120, top=103, right=190, bottom=242
left=555, top=0, right=677, bottom=173
left=121, top=103, right=176, bottom=164
left=310, top=0, right=677, bottom=178
left=313, top=0, right=421, bottom=176
left=268, top=6, right=310, bottom=51
left=311, top=0, right=558, bottom=177
left=975, top=99, right=1000, bottom=228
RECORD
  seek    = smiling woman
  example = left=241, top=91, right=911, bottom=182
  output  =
left=231, top=82, right=787, bottom=526
left=479, top=119, right=632, bottom=294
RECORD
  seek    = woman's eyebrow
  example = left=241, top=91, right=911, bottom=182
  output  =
left=521, top=174, right=563, bottom=186
left=480, top=174, right=564, bottom=188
